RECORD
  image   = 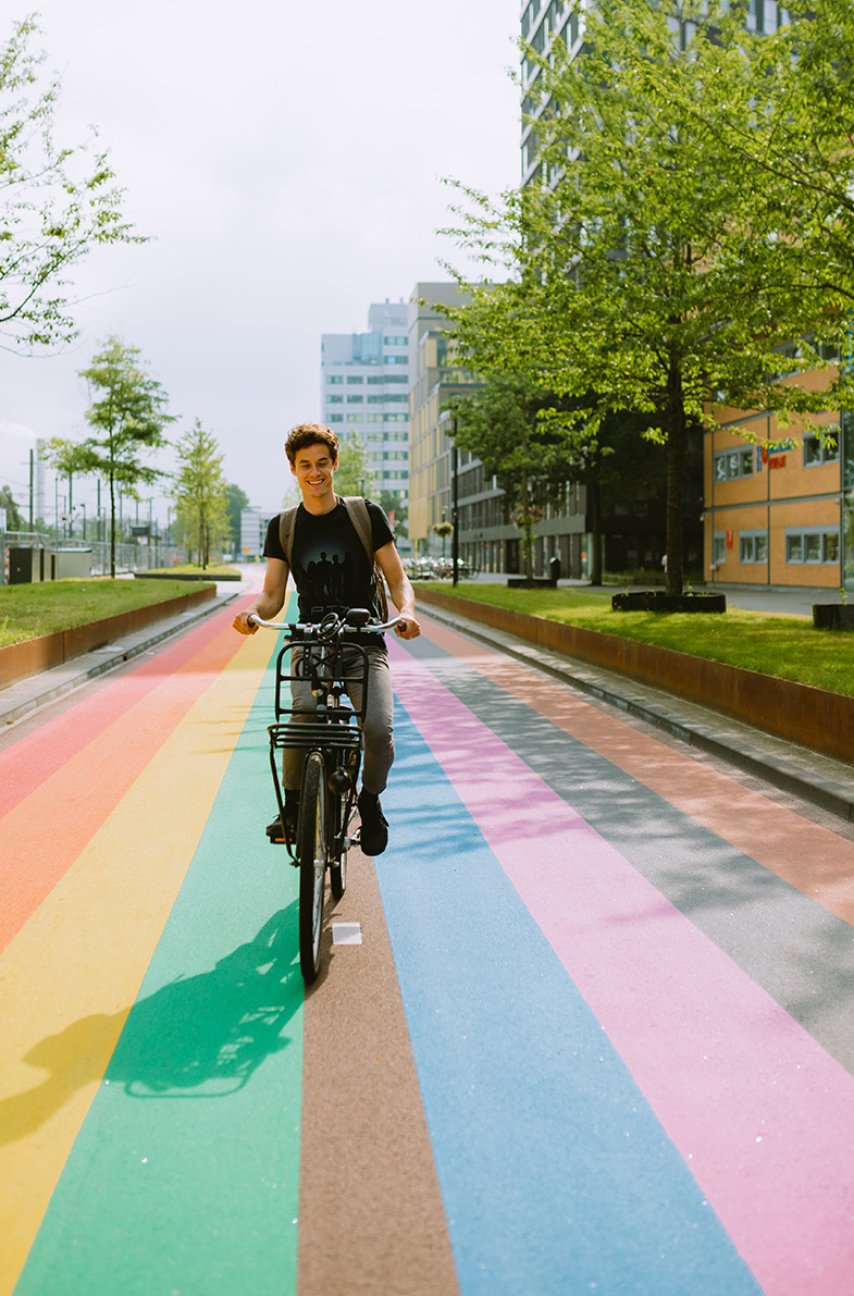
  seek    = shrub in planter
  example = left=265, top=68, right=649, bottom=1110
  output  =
left=612, top=590, right=727, bottom=613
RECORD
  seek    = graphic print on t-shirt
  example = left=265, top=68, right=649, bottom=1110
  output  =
left=300, top=543, right=357, bottom=605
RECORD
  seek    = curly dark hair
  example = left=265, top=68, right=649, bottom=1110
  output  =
left=284, top=423, right=339, bottom=465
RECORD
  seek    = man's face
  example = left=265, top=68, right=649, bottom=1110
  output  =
left=290, top=441, right=337, bottom=502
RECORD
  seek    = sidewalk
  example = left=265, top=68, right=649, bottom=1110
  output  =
left=420, top=598, right=854, bottom=825
left=0, top=583, right=242, bottom=729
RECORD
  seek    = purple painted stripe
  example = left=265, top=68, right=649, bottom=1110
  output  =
left=389, top=643, right=854, bottom=1296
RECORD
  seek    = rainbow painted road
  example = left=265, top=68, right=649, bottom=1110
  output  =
left=1, top=593, right=852, bottom=1295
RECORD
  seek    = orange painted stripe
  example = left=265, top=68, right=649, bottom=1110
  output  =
left=421, top=614, right=854, bottom=925
left=0, top=606, right=253, bottom=953
left=0, top=598, right=255, bottom=819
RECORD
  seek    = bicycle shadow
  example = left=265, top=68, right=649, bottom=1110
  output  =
left=1, top=906, right=302, bottom=1145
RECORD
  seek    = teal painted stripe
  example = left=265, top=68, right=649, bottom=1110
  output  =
left=16, top=629, right=303, bottom=1296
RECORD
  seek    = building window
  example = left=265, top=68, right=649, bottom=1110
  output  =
left=714, top=448, right=754, bottom=482
left=327, top=396, right=344, bottom=404
left=803, top=432, right=839, bottom=466
left=347, top=395, right=364, bottom=405
left=346, top=376, right=364, bottom=385
left=739, top=531, right=768, bottom=563
left=328, top=415, right=344, bottom=424
left=713, top=533, right=726, bottom=565
left=327, top=375, right=344, bottom=385
left=383, top=335, right=408, bottom=346
left=785, top=528, right=839, bottom=563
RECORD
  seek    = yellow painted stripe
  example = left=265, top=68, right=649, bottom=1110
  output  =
left=0, top=631, right=274, bottom=1294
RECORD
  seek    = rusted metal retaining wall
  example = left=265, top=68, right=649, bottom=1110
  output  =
left=418, top=588, right=853, bottom=766
left=0, top=586, right=216, bottom=689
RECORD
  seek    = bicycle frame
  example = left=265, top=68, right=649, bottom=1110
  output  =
left=253, top=610, right=399, bottom=863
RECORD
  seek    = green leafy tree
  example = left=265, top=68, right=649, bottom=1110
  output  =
left=46, top=337, right=173, bottom=576
left=0, top=15, right=143, bottom=352
left=379, top=489, right=408, bottom=534
left=445, top=0, right=850, bottom=594
left=0, top=483, right=25, bottom=529
left=225, top=481, right=249, bottom=552
left=450, top=374, right=581, bottom=581
left=334, top=435, right=373, bottom=497
left=173, top=420, right=229, bottom=569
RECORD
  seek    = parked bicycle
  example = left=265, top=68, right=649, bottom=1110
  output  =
left=249, top=607, right=400, bottom=983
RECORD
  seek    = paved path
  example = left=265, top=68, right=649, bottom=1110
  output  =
left=1, top=590, right=853, bottom=1295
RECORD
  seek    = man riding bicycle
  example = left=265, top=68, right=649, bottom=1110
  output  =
left=232, top=422, right=421, bottom=855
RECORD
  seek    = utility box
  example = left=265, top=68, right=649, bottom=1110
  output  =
left=49, top=548, right=94, bottom=579
left=9, top=547, right=46, bottom=584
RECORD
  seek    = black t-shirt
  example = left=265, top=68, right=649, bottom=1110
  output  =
left=263, top=499, right=394, bottom=622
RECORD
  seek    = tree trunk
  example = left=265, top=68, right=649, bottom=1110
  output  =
left=109, top=468, right=116, bottom=580
left=665, top=358, right=685, bottom=596
left=588, top=478, right=603, bottom=586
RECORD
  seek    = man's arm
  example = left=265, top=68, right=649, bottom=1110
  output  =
left=375, top=542, right=421, bottom=640
left=232, top=557, right=290, bottom=635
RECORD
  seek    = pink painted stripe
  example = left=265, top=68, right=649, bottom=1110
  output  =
left=389, top=642, right=854, bottom=1296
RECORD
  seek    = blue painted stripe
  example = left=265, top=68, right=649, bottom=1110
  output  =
left=378, top=699, right=761, bottom=1296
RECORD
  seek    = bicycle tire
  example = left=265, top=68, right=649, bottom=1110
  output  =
left=297, top=751, right=327, bottom=984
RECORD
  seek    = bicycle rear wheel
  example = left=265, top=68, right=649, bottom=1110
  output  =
left=297, top=751, right=327, bottom=984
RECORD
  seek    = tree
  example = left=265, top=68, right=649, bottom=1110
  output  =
left=450, top=373, right=581, bottom=581
left=0, top=483, right=25, bottom=529
left=444, top=0, right=850, bottom=594
left=334, top=435, right=373, bottom=497
left=225, top=481, right=249, bottom=553
left=46, top=337, right=173, bottom=577
left=1, top=15, right=143, bottom=352
left=173, top=420, right=229, bottom=568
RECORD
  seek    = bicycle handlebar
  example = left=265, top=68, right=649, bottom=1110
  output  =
left=248, top=611, right=402, bottom=635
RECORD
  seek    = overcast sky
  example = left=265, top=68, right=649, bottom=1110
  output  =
left=0, top=0, right=521, bottom=522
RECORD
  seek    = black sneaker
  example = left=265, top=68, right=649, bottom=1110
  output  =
left=357, top=790, right=388, bottom=856
left=266, top=803, right=298, bottom=845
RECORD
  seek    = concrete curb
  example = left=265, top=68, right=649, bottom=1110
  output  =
left=0, top=589, right=240, bottom=729
left=419, top=599, right=854, bottom=825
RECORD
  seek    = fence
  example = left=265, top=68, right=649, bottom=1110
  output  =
left=0, top=531, right=182, bottom=584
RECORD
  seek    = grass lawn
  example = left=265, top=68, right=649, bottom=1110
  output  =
left=415, top=583, right=854, bottom=699
left=0, top=578, right=215, bottom=649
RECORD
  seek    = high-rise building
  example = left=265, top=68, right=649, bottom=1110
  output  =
left=321, top=301, right=410, bottom=519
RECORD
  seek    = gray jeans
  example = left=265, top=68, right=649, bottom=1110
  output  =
left=283, top=645, right=394, bottom=795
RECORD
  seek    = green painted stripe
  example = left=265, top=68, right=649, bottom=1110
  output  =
left=16, top=626, right=303, bottom=1296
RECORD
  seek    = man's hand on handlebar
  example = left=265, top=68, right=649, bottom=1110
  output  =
left=393, top=615, right=421, bottom=641
left=233, top=610, right=260, bottom=635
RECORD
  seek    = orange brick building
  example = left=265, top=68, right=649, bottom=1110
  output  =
left=704, top=374, right=852, bottom=590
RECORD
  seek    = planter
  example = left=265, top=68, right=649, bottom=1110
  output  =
left=132, top=571, right=240, bottom=581
left=812, top=604, right=854, bottom=631
left=612, top=590, right=726, bottom=614
left=507, top=577, right=558, bottom=589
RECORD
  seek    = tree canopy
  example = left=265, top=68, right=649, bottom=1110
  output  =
left=443, top=0, right=853, bottom=593
left=0, top=15, right=142, bottom=352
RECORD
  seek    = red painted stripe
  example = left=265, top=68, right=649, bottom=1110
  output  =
left=0, top=602, right=256, bottom=953
left=0, top=598, right=255, bottom=818
left=389, top=642, right=854, bottom=1296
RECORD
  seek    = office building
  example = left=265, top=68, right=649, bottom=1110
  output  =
left=321, top=302, right=410, bottom=523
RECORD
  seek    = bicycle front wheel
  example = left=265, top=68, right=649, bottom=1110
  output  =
left=297, top=750, right=327, bottom=984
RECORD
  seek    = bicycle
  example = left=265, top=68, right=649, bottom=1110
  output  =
left=248, top=606, right=399, bottom=983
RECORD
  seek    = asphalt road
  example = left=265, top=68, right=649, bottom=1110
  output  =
left=1, top=583, right=852, bottom=1295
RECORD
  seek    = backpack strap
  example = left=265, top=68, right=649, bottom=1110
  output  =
left=277, top=506, right=299, bottom=566
left=337, top=495, right=374, bottom=562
